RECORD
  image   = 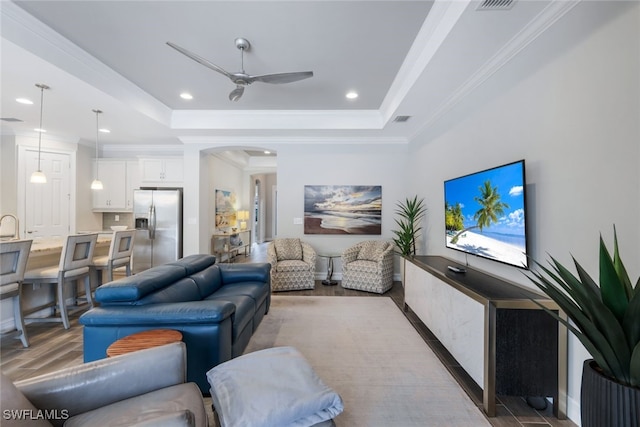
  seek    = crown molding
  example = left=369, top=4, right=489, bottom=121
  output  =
left=379, top=0, right=471, bottom=125
left=177, top=135, right=408, bottom=146
left=171, top=109, right=385, bottom=130
left=1, top=1, right=172, bottom=127
left=410, top=0, right=582, bottom=139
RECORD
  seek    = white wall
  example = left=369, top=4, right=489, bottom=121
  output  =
left=0, top=135, right=18, bottom=223
left=407, top=2, right=639, bottom=423
left=208, top=153, right=249, bottom=231
left=273, top=142, right=408, bottom=276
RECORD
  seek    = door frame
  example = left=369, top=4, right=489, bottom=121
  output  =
left=17, top=144, right=77, bottom=237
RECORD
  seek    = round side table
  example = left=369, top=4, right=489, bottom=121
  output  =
left=318, top=253, right=340, bottom=286
left=106, top=329, right=183, bottom=357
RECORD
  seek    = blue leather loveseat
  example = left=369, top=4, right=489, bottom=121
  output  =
left=79, top=254, right=270, bottom=393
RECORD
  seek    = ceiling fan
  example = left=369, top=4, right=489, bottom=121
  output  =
left=167, top=38, right=313, bottom=101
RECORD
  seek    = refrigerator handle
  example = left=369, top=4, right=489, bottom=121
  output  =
left=149, top=205, right=156, bottom=239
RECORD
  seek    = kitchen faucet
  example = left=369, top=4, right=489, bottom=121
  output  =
left=0, top=214, right=20, bottom=240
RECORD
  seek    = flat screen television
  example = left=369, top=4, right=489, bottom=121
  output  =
left=444, top=160, right=528, bottom=269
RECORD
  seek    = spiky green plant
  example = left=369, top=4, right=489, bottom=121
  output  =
left=392, top=196, right=426, bottom=256
left=527, top=226, right=640, bottom=387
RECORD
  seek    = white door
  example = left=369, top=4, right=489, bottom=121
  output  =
left=24, top=149, right=71, bottom=238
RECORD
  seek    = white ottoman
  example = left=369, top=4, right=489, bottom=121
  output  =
left=206, top=346, right=344, bottom=427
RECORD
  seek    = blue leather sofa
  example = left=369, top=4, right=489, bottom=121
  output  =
left=79, top=254, right=270, bottom=393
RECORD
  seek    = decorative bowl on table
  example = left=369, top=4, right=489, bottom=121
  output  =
left=110, top=226, right=128, bottom=231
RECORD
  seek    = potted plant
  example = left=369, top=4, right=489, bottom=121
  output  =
left=526, top=227, right=639, bottom=427
left=392, top=196, right=427, bottom=257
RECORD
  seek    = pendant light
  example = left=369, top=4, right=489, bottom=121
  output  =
left=90, top=109, right=104, bottom=190
left=30, top=83, right=50, bottom=184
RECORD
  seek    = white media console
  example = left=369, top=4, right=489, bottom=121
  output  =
left=404, top=256, right=567, bottom=418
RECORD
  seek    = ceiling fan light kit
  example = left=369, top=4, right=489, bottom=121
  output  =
left=167, top=37, right=313, bottom=101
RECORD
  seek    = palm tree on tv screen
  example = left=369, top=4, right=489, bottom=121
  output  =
left=450, top=180, right=509, bottom=244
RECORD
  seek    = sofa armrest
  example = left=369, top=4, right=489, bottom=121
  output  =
left=378, top=245, right=395, bottom=272
left=80, top=300, right=236, bottom=326
left=267, top=243, right=278, bottom=267
left=129, top=410, right=195, bottom=427
left=301, top=242, right=317, bottom=267
left=219, top=263, right=271, bottom=285
left=15, top=343, right=187, bottom=420
left=341, top=244, right=361, bottom=265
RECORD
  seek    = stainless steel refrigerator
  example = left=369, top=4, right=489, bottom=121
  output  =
left=133, top=188, right=183, bottom=274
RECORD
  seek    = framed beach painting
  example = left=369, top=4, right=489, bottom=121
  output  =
left=304, top=185, right=382, bottom=235
left=215, top=189, right=237, bottom=229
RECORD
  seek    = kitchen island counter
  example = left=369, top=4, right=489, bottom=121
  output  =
left=28, top=234, right=112, bottom=269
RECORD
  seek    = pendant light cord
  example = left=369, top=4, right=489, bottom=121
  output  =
left=93, top=109, right=102, bottom=179
left=37, top=85, right=45, bottom=171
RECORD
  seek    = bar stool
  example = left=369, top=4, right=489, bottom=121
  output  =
left=92, top=229, right=135, bottom=286
left=0, top=239, right=33, bottom=347
left=24, top=234, right=98, bottom=329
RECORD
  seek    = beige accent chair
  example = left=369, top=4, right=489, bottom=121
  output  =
left=267, top=238, right=316, bottom=291
left=23, top=234, right=98, bottom=329
left=341, top=240, right=394, bottom=294
left=92, top=229, right=135, bottom=285
left=0, top=239, right=33, bottom=347
left=1, top=342, right=207, bottom=427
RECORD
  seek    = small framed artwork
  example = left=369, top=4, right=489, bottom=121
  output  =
left=215, top=189, right=237, bottom=229
left=304, top=185, right=382, bottom=235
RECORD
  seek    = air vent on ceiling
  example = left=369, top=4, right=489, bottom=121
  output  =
left=393, top=115, right=411, bottom=123
left=477, top=0, right=515, bottom=11
left=0, top=118, right=23, bottom=122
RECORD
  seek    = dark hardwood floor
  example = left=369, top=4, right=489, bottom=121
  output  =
left=1, top=242, right=575, bottom=427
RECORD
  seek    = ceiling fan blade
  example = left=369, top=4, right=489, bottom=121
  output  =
left=250, top=71, right=314, bottom=84
left=166, top=42, right=233, bottom=79
left=229, top=85, right=245, bottom=102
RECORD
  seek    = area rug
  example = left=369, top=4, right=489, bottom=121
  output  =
left=244, top=296, right=490, bottom=427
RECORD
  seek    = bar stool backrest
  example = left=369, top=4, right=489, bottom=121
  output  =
left=109, top=230, right=135, bottom=263
left=0, top=240, right=32, bottom=289
left=59, top=234, right=98, bottom=273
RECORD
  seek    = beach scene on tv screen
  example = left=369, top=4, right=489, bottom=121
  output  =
left=444, top=162, right=527, bottom=268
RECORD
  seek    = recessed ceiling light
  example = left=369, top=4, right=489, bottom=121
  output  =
left=34, top=128, right=46, bottom=133
left=99, top=128, right=111, bottom=133
left=264, top=150, right=271, bottom=154
left=16, top=98, right=33, bottom=105
left=180, top=92, right=193, bottom=100
left=346, top=91, right=358, bottom=99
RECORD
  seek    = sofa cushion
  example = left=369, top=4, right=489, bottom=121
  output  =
left=0, top=373, right=53, bottom=427
left=274, top=238, right=302, bottom=261
left=356, top=241, right=389, bottom=262
left=209, top=282, right=268, bottom=312
left=275, top=259, right=311, bottom=273
left=345, top=259, right=378, bottom=273
left=95, top=265, right=187, bottom=304
left=168, top=254, right=216, bottom=275
left=134, top=278, right=201, bottom=305
left=205, top=295, right=255, bottom=342
left=63, top=383, right=206, bottom=427
left=189, top=265, right=223, bottom=298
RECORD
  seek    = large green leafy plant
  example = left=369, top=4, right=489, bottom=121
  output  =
left=527, top=227, right=640, bottom=387
left=392, top=196, right=426, bottom=256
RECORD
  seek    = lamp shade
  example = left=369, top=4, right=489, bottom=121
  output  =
left=90, top=179, right=103, bottom=190
left=30, top=170, right=47, bottom=184
left=238, top=210, right=249, bottom=230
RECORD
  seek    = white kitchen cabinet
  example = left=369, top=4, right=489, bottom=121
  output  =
left=92, top=160, right=127, bottom=211
left=125, top=160, right=140, bottom=210
left=139, top=158, right=183, bottom=186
